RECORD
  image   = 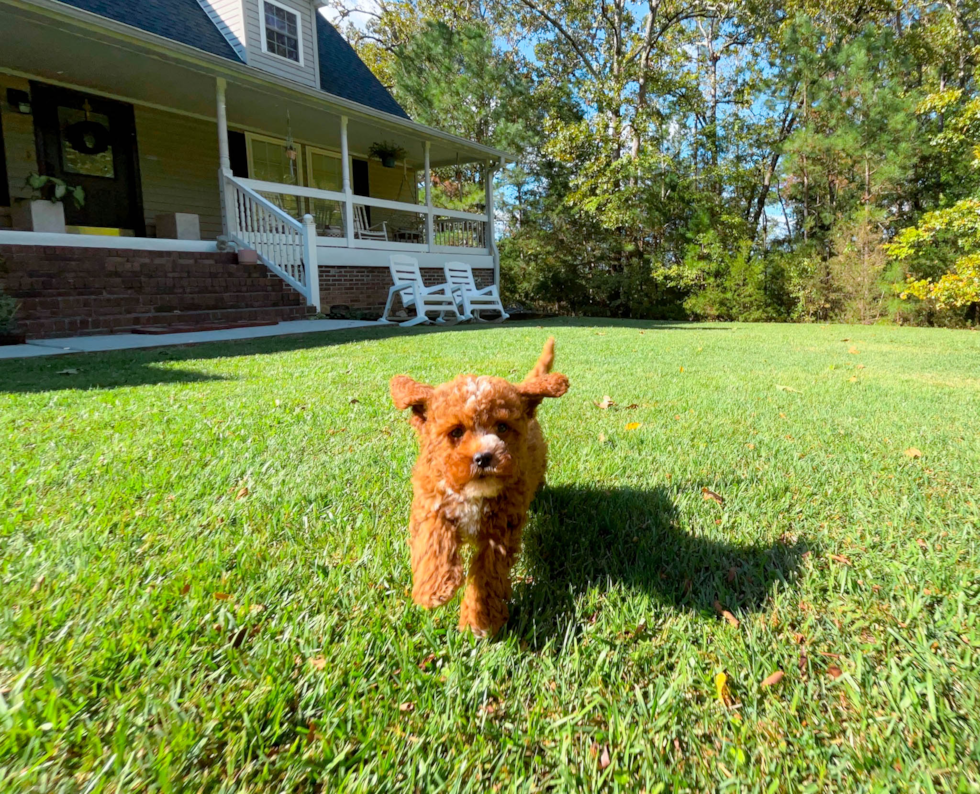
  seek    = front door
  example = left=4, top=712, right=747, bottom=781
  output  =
left=31, top=83, right=144, bottom=235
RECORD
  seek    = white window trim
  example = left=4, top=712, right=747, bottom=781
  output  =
left=258, top=0, right=304, bottom=67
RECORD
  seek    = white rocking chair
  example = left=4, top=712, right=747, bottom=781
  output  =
left=353, top=204, right=388, bottom=241
left=380, top=255, right=462, bottom=327
left=444, top=261, right=509, bottom=322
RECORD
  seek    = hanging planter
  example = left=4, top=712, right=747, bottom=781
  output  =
left=369, top=140, right=407, bottom=168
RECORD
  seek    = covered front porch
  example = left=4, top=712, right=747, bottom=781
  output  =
left=0, top=0, right=507, bottom=319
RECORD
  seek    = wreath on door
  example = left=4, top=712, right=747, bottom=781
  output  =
left=64, top=100, right=110, bottom=156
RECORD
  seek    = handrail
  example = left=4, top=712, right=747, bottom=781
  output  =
left=224, top=171, right=316, bottom=305
left=231, top=177, right=305, bottom=232
left=236, top=177, right=490, bottom=223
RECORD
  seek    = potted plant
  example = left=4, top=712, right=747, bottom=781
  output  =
left=368, top=140, right=407, bottom=168
left=15, top=173, right=86, bottom=234
left=0, top=291, right=24, bottom=346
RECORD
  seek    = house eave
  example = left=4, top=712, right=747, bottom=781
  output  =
left=1, top=0, right=517, bottom=163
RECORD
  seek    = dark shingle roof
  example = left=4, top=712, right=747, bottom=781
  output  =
left=58, top=0, right=243, bottom=61
left=55, top=0, right=410, bottom=118
left=315, top=14, right=410, bottom=119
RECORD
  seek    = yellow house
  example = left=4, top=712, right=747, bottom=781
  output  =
left=0, top=0, right=509, bottom=336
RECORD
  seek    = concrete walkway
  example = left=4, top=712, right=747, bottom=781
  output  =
left=0, top=319, right=378, bottom=360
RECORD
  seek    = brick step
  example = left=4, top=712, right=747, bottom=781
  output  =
left=12, top=259, right=272, bottom=278
left=10, top=275, right=290, bottom=297
left=20, top=304, right=315, bottom=340
left=17, top=291, right=304, bottom=317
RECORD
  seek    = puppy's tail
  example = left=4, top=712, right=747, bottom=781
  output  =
left=524, top=336, right=556, bottom=381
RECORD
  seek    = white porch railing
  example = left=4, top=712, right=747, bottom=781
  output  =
left=223, top=172, right=319, bottom=309
left=233, top=177, right=491, bottom=254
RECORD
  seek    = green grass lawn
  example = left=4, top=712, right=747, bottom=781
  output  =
left=2, top=320, right=979, bottom=792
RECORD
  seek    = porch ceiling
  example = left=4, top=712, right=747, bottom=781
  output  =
left=0, top=0, right=501, bottom=168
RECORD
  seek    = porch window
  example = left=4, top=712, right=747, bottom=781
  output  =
left=261, top=0, right=302, bottom=64
left=246, top=133, right=302, bottom=218
left=306, top=148, right=344, bottom=236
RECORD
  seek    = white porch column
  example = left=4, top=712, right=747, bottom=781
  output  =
left=340, top=115, right=354, bottom=245
left=487, top=157, right=502, bottom=288
left=216, top=78, right=236, bottom=238
left=424, top=142, right=434, bottom=253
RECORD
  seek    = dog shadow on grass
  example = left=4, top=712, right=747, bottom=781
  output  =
left=506, top=485, right=809, bottom=649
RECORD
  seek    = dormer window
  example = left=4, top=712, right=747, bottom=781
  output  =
left=261, top=0, right=303, bottom=64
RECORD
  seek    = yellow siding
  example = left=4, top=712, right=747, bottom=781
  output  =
left=0, top=75, right=40, bottom=229
left=134, top=107, right=223, bottom=239
left=368, top=159, right=416, bottom=204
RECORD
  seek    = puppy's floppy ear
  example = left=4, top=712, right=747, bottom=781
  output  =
left=390, top=375, right=434, bottom=430
left=518, top=372, right=569, bottom=415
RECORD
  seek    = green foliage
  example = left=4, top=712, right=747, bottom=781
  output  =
left=681, top=233, right=790, bottom=322
left=0, top=292, right=18, bottom=333
left=332, top=0, right=980, bottom=325
left=24, top=173, right=85, bottom=208
left=367, top=140, right=407, bottom=164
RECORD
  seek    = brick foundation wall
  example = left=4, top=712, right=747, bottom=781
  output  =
left=319, top=266, right=493, bottom=318
left=0, top=245, right=310, bottom=339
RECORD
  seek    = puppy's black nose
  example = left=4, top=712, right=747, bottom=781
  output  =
left=474, top=452, right=494, bottom=469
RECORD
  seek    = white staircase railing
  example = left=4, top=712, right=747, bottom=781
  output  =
left=222, top=171, right=320, bottom=310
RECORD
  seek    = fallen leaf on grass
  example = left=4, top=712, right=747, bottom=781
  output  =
left=727, top=567, right=737, bottom=583
left=348, top=398, right=360, bottom=405
left=679, top=367, right=684, bottom=373
left=231, top=626, right=248, bottom=649
left=715, top=673, right=736, bottom=706
left=418, top=653, right=436, bottom=670
left=399, top=702, right=415, bottom=712
left=849, top=376, right=858, bottom=383
left=56, top=368, right=79, bottom=375
left=600, top=746, right=611, bottom=769
left=236, top=486, right=249, bottom=500
left=309, top=657, right=327, bottom=670
left=904, top=448, right=922, bottom=459
left=849, top=347, right=859, bottom=355
left=213, top=592, right=232, bottom=601
left=180, top=583, right=191, bottom=596
left=776, top=385, right=802, bottom=393
left=31, top=575, right=45, bottom=593
left=761, top=671, right=784, bottom=688
left=830, top=554, right=851, bottom=566
left=827, top=665, right=843, bottom=679
left=625, top=403, right=639, bottom=410
left=713, top=601, right=740, bottom=628
left=595, top=395, right=616, bottom=409
left=702, top=488, right=725, bottom=506
left=856, top=364, right=866, bottom=369
left=625, top=422, right=642, bottom=431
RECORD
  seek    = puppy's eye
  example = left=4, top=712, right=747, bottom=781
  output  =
left=496, top=423, right=509, bottom=435
left=449, top=426, right=465, bottom=440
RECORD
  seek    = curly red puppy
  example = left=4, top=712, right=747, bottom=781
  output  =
left=390, top=337, right=569, bottom=636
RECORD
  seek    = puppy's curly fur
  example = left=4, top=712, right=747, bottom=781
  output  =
left=390, top=338, right=569, bottom=636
